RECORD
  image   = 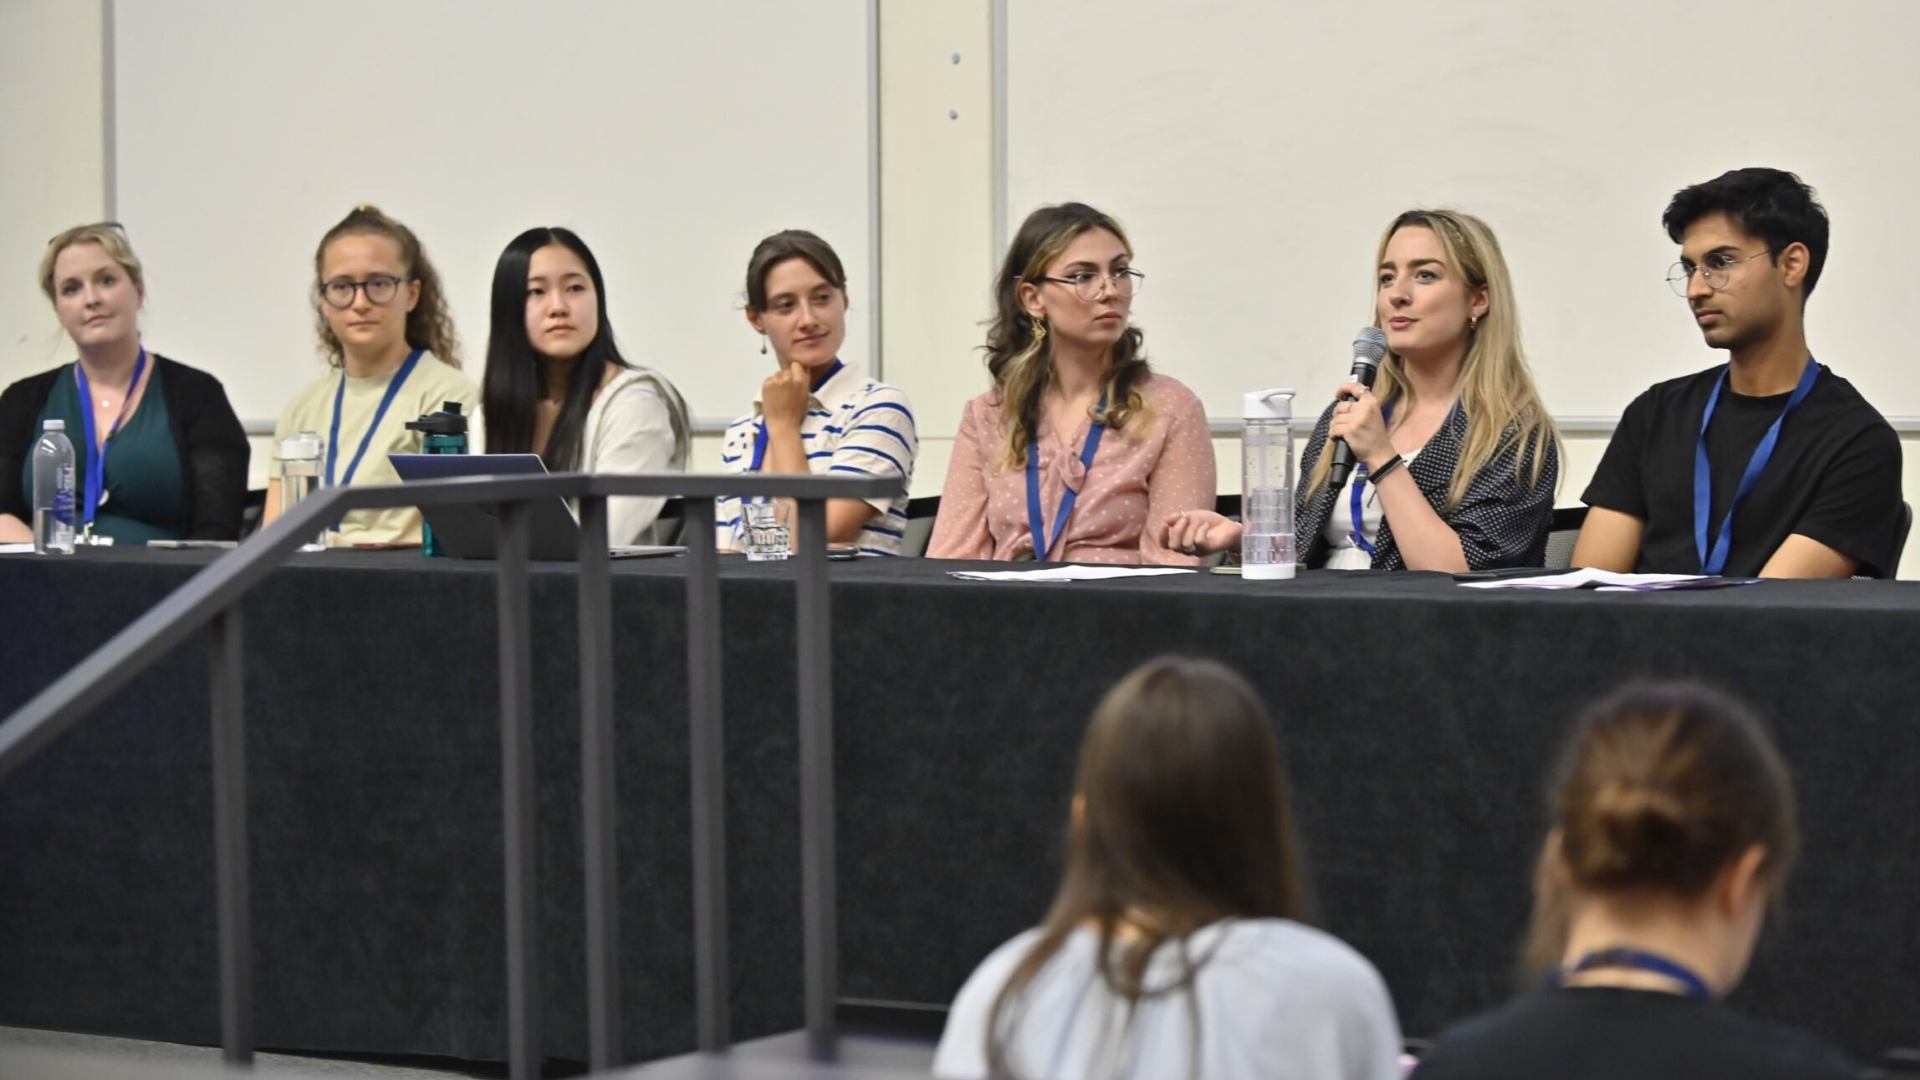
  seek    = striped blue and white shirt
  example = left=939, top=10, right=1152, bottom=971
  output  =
left=717, top=360, right=918, bottom=556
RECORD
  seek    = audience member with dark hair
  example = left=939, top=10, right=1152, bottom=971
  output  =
left=1413, top=682, right=1860, bottom=1080
left=1574, top=168, right=1902, bottom=578
left=934, top=656, right=1401, bottom=1080
left=715, top=229, right=917, bottom=555
left=481, top=226, right=690, bottom=545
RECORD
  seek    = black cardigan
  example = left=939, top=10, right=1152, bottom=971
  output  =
left=0, top=355, right=250, bottom=540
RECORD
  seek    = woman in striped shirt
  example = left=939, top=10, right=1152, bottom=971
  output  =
left=718, top=230, right=917, bottom=555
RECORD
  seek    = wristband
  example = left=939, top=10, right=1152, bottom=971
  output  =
left=1367, top=455, right=1405, bottom=484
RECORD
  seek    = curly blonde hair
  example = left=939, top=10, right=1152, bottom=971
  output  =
left=312, top=205, right=461, bottom=368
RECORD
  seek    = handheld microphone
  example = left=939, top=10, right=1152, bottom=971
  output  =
left=1327, top=326, right=1389, bottom=488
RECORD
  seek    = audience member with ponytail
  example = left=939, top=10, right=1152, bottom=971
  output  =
left=1414, top=682, right=1859, bottom=1079
left=927, top=203, right=1215, bottom=564
left=934, top=656, right=1401, bottom=1080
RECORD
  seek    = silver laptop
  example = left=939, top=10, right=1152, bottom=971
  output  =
left=388, top=453, right=684, bottom=561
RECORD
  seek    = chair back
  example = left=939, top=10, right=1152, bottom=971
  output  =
left=901, top=496, right=940, bottom=557
left=1543, top=505, right=1588, bottom=570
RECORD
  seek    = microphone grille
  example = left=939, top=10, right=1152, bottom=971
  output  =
left=1353, top=326, right=1388, bottom=363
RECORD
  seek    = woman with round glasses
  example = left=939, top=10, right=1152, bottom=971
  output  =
left=0, top=222, right=248, bottom=544
left=927, top=202, right=1214, bottom=563
left=1161, top=208, right=1560, bottom=572
left=264, top=205, right=478, bottom=546
left=481, top=226, right=691, bottom=545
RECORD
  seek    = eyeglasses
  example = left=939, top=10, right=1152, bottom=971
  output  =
left=1667, top=249, right=1770, bottom=297
left=1033, top=268, right=1146, bottom=302
left=319, top=274, right=410, bottom=309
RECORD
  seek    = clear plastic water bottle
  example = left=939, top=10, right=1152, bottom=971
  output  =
left=1241, top=388, right=1296, bottom=580
left=32, top=419, right=77, bottom=555
left=278, top=431, right=327, bottom=552
left=744, top=499, right=791, bottom=561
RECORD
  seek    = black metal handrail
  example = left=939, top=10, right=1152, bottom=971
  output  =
left=0, top=470, right=899, bottom=1079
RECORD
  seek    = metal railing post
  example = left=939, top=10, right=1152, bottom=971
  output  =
left=577, top=495, right=621, bottom=1071
left=680, top=497, right=729, bottom=1051
left=793, top=499, right=838, bottom=1056
left=495, top=500, right=540, bottom=1080
left=209, top=606, right=252, bottom=1066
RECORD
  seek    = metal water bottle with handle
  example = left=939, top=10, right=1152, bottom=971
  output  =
left=1241, top=388, right=1297, bottom=580
left=405, top=401, right=469, bottom=558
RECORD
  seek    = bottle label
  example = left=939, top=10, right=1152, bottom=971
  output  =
left=54, top=463, right=76, bottom=525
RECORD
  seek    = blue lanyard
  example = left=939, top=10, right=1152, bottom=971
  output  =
left=750, top=359, right=844, bottom=472
left=1345, top=402, right=1394, bottom=556
left=1026, top=393, right=1107, bottom=561
left=1693, top=359, right=1819, bottom=575
left=72, top=348, right=148, bottom=526
left=1561, top=948, right=1713, bottom=1001
left=327, top=348, right=423, bottom=488
left=1348, top=473, right=1377, bottom=556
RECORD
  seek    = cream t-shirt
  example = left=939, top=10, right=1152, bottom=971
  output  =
left=273, top=351, right=480, bottom=547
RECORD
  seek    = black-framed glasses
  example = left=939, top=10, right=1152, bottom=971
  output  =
left=1667, top=249, right=1770, bottom=297
left=319, top=274, right=410, bottom=309
left=1034, top=268, right=1146, bottom=302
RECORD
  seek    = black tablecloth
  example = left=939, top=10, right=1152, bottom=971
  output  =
left=2, top=549, right=1916, bottom=1063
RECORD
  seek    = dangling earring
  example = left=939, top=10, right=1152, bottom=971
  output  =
left=760, top=334, right=768, bottom=355
left=1032, top=317, right=1049, bottom=345
left=1469, top=314, right=1480, bottom=332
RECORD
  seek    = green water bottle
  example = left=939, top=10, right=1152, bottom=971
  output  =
left=406, top=401, right=469, bottom=558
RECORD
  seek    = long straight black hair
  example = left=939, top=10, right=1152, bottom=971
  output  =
left=481, top=226, right=630, bottom=472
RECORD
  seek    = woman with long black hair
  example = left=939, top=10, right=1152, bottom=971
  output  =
left=481, top=226, right=690, bottom=544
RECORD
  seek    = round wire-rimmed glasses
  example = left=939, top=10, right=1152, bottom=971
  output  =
left=1666, top=250, right=1769, bottom=297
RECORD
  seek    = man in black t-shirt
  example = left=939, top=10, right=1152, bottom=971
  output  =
left=1574, top=168, right=1902, bottom=578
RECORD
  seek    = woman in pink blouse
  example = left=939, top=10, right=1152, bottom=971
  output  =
left=927, top=203, right=1215, bottom=564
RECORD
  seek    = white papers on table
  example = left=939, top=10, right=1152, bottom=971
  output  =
left=947, top=565, right=1198, bottom=583
left=1460, top=568, right=1756, bottom=592
left=0, top=543, right=35, bottom=555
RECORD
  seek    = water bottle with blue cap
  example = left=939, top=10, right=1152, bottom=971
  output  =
left=405, top=401, right=469, bottom=558
left=31, top=419, right=76, bottom=555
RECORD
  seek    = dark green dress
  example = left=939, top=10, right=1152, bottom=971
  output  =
left=27, top=364, right=186, bottom=543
